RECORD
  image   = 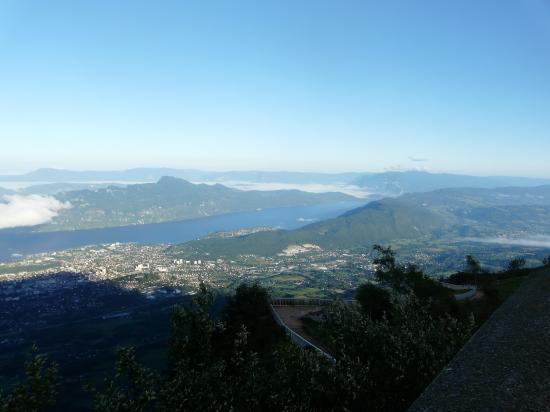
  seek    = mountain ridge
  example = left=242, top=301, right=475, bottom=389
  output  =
left=171, top=185, right=550, bottom=258
left=0, top=168, right=364, bottom=185
left=353, top=171, right=550, bottom=195
left=40, top=177, right=358, bottom=232
left=2, top=169, right=549, bottom=192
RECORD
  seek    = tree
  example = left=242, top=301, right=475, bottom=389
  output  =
left=223, top=282, right=284, bottom=355
left=355, top=283, right=393, bottom=321
left=0, top=348, right=58, bottom=412
left=159, top=323, right=265, bottom=412
left=267, top=341, right=332, bottom=411
left=371, top=245, right=457, bottom=315
left=372, top=245, right=410, bottom=293
left=372, top=244, right=397, bottom=273
left=466, top=255, right=481, bottom=275
left=168, top=282, right=219, bottom=368
left=323, top=297, right=473, bottom=411
left=507, top=257, right=526, bottom=272
left=42, top=280, right=475, bottom=412
left=87, top=347, right=158, bottom=412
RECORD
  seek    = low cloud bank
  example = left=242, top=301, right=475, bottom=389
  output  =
left=0, top=195, right=71, bottom=229
left=464, top=235, right=550, bottom=249
left=196, top=180, right=372, bottom=198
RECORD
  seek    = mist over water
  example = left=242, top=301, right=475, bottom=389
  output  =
left=0, top=179, right=371, bottom=198
left=195, top=181, right=372, bottom=198
left=464, top=235, right=550, bottom=249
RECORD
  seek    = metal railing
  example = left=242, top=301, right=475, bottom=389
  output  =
left=271, top=297, right=333, bottom=306
left=440, top=282, right=478, bottom=301
left=269, top=304, right=335, bottom=362
left=454, top=286, right=478, bottom=301
left=271, top=297, right=356, bottom=306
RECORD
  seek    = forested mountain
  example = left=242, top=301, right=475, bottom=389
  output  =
left=41, top=177, right=357, bottom=231
left=19, top=183, right=122, bottom=195
left=172, top=185, right=550, bottom=258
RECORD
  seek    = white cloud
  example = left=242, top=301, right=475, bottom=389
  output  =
left=464, top=235, right=550, bottom=249
left=0, top=195, right=71, bottom=229
left=194, top=180, right=372, bottom=198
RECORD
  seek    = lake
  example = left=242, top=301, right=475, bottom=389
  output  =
left=0, top=201, right=363, bottom=261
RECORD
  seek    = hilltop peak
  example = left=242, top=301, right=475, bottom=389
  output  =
left=156, top=176, right=194, bottom=186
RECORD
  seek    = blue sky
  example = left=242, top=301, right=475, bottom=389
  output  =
left=1, top=0, right=549, bottom=176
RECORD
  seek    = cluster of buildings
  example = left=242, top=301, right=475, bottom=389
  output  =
left=0, top=242, right=380, bottom=298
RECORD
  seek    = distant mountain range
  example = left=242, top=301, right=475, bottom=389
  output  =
left=2, top=169, right=548, bottom=196
left=171, top=185, right=550, bottom=258
left=352, top=171, right=550, bottom=195
left=25, top=183, right=124, bottom=195
left=39, top=177, right=358, bottom=231
left=0, top=183, right=124, bottom=197
left=0, top=168, right=364, bottom=185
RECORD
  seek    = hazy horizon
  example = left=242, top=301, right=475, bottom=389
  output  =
left=1, top=166, right=550, bottom=180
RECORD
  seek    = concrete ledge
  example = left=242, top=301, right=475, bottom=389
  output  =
left=409, top=268, right=550, bottom=411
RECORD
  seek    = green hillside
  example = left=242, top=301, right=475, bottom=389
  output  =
left=171, top=185, right=550, bottom=258
left=171, top=197, right=448, bottom=257
left=40, top=177, right=356, bottom=231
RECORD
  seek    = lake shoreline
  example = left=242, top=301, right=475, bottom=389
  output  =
left=0, top=201, right=364, bottom=262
